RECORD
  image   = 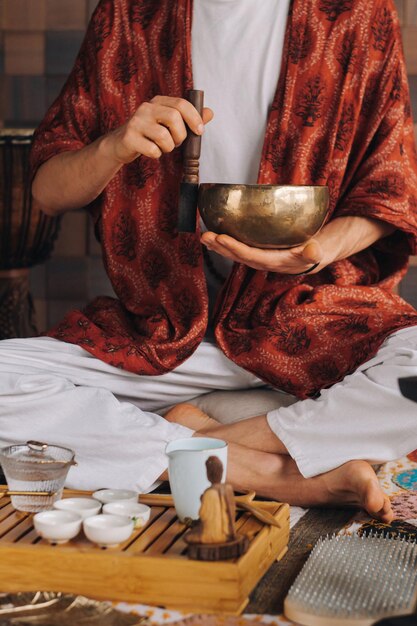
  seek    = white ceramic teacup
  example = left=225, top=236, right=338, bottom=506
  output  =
left=83, top=514, right=134, bottom=548
left=165, top=437, right=228, bottom=521
left=92, top=489, right=138, bottom=504
left=33, top=510, right=82, bottom=544
left=103, top=502, right=151, bottom=528
left=53, top=497, right=102, bottom=520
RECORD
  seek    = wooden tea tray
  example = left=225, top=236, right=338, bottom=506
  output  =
left=0, top=489, right=289, bottom=614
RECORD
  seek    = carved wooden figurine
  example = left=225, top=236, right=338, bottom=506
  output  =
left=185, top=456, right=249, bottom=561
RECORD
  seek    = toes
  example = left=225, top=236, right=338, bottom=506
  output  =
left=366, top=488, right=393, bottom=523
left=164, top=403, right=216, bottom=431
left=379, top=496, right=394, bottom=524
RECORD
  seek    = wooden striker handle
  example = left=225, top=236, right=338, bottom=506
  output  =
left=183, top=89, right=204, bottom=184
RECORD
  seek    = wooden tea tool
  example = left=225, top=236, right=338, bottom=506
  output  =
left=177, top=89, right=204, bottom=233
left=237, top=499, right=282, bottom=528
left=0, top=489, right=55, bottom=498
left=139, top=492, right=281, bottom=528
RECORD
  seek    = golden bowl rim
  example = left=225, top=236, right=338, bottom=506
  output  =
left=198, top=183, right=329, bottom=191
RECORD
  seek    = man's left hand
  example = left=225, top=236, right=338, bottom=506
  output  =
left=201, top=231, right=324, bottom=274
left=201, top=216, right=395, bottom=274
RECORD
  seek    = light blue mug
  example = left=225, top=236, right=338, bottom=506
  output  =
left=165, top=437, right=228, bottom=521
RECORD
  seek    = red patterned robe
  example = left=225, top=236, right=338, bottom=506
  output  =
left=31, top=0, right=417, bottom=399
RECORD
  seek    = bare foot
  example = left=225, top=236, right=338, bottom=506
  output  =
left=320, top=460, right=393, bottom=523
left=164, top=403, right=219, bottom=431
left=225, top=447, right=393, bottom=523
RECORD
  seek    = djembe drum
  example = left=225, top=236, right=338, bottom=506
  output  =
left=0, top=129, right=60, bottom=339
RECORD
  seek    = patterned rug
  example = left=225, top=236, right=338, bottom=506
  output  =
left=343, top=450, right=417, bottom=541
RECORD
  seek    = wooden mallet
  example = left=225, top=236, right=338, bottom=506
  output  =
left=177, top=89, right=204, bottom=233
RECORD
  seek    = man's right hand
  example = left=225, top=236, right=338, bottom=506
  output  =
left=105, top=96, right=214, bottom=164
left=33, top=96, right=213, bottom=215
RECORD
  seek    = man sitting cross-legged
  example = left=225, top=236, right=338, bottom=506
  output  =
left=164, top=403, right=394, bottom=525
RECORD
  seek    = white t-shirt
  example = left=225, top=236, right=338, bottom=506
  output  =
left=191, top=0, right=290, bottom=321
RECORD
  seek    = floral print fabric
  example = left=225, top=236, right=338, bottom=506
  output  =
left=31, top=0, right=417, bottom=398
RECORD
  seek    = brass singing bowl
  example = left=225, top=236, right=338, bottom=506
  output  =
left=198, top=184, right=330, bottom=249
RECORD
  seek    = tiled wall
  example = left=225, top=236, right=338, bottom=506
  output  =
left=1, top=0, right=113, bottom=332
left=1, top=0, right=100, bottom=127
left=0, top=0, right=416, bottom=332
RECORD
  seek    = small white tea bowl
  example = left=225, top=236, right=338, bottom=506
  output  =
left=83, top=514, right=134, bottom=548
left=53, top=497, right=102, bottom=520
left=33, top=510, right=82, bottom=544
left=92, top=489, right=138, bottom=504
left=103, top=502, right=151, bottom=528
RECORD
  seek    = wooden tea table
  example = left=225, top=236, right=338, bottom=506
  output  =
left=0, top=488, right=295, bottom=616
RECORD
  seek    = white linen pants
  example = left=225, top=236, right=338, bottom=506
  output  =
left=0, top=326, right=416, bottom=492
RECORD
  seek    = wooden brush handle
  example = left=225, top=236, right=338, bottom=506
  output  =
left=183, top=89, right=204, bottom=184
left=236, top=501, right=282, bottom=528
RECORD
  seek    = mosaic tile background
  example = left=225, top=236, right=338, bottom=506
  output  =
left=0, top=0, right=416, bottom=332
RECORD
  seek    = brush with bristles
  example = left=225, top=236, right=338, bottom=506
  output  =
left=284, top=533, right=417, bottom=626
